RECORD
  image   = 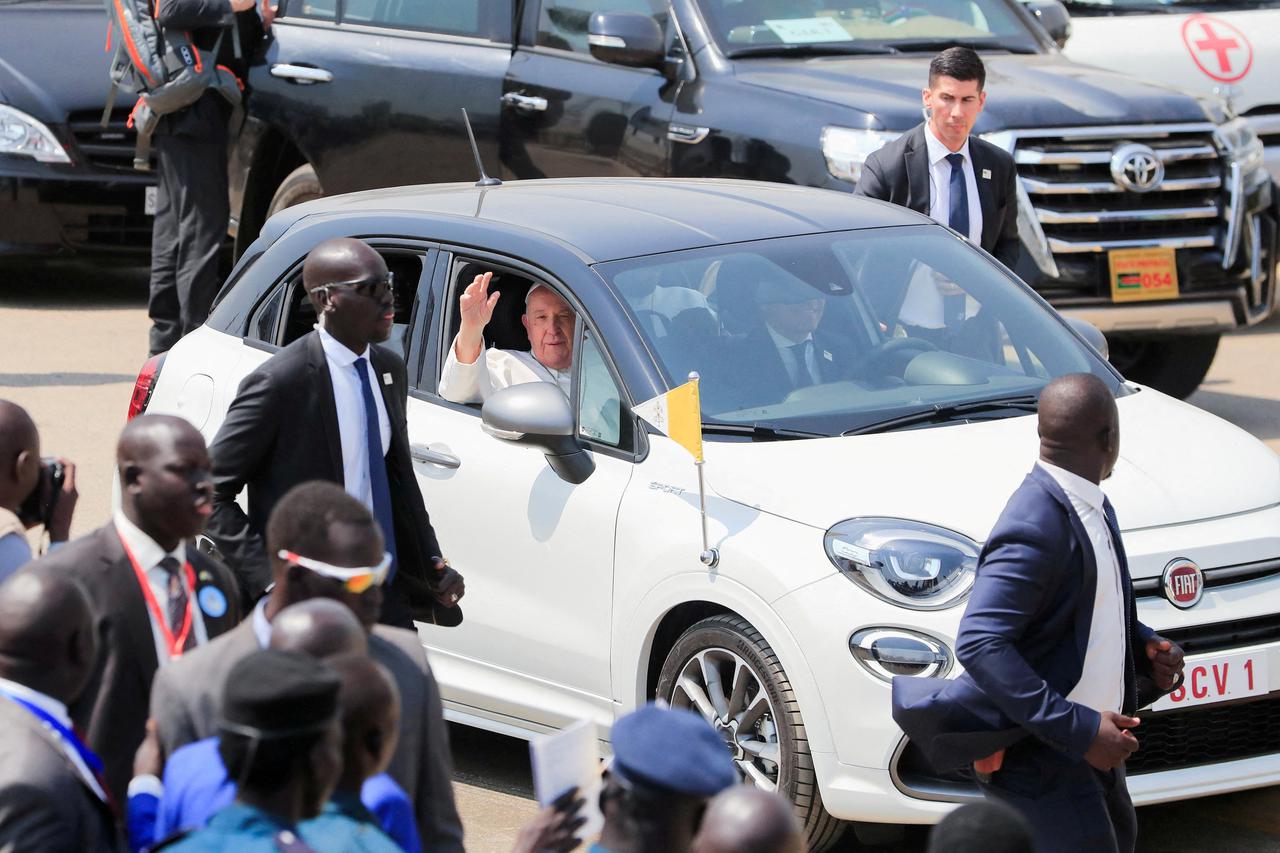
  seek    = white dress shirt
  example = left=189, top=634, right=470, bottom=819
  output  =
left=114, top=511, right=208, bottom=664
left=318, top=326, right=392, bottom=510
left=766, top=324, right=820, bottom=387
left=1037, top=461, right=1126, bottom=715
left=924, top=125, right=983, bottom=245
left=0, top=678, right=108, bottom=802
left=438, top=337, right=572, bottom=404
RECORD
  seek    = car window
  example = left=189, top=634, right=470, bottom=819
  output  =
left=281, top=0, right=337, bottom=20
left=248, top=282, right=287, bottom=342
left=537, top=0, right=670, bottom=53
left=577, top=330, right=626, bottom=448
left=341, top=0, right=483, bottom=36
left=598, top=225, right=1119, bottom=437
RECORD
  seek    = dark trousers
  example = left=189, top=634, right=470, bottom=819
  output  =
left=148, top=121, right=229, bottom=355
left=978, top=742, right=1137, bottom=853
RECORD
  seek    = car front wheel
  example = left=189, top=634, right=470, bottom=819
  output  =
left=655, top=614, right=847, bottom=851
left=266, top=163, right=324, bottom=220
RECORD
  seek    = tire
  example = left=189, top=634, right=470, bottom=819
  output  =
left=1107, top=333, right=1220, bottom=399
left=655, top=615, right=848, bottom=852
left=266, top=163, right=323, bottom=220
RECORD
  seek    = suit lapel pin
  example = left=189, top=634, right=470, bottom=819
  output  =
left=823, top=350, right=834, bottom=362
left=981, top=168, right=992, bottom=180
left=382, top=373, right=393, bottom=386
left=197, top=585, right=228, bottom=620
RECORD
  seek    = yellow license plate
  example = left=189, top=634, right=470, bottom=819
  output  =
left=1108, top=247, right=1179, bottom=303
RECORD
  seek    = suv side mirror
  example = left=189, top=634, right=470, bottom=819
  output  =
left=1022, top=0, right=1071, bottom=48
left=588, top=12, right=665, bottom=70
left=481, top=382, right=596, bottom=484
left=1064, top=316, right=1110, bottom=362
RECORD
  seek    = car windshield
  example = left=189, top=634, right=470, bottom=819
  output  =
left=597, top=226, right=1122, bottom=438
left=1062, top=0, right=1279, bottom=9
left=693, top=0, right=1042, bottom=55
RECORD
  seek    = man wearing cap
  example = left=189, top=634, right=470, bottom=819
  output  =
left=162, top=649, right=344, bottom=851
left=594, top=703, right=738, bottom=853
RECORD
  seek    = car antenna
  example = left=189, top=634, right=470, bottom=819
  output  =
left=461, top=108, right=502, bottom=188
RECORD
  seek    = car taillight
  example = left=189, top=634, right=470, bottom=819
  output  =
left=128, top=354, right=166, bottom=420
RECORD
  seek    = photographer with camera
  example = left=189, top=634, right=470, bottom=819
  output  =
left=0, top=400, right=77, bottom=582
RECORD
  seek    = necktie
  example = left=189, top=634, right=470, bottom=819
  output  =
left=354, top=357, right=398, bottom=579
left=945, top=152, right=969, bottom=239
left=158, top=556, right=193, bottom=651
left=789, top=341, right=813, bottom=388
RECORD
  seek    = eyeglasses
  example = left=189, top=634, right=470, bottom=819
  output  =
left=277, top=549, right=393, bottom=593
left=316, top=272, right=396, bottom=302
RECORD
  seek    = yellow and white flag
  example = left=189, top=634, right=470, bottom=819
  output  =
left=634, top=378, right=703, bottom=463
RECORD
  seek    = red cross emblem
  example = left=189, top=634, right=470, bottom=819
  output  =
left=1181, top=14, right=1253, bottom=84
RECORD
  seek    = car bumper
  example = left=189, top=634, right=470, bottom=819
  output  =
left=0, top=156, right=153, bottom=260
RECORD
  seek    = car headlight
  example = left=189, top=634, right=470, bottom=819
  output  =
left=824, top=518, right=978, bottom=609
left=821, top=126, right=899, bottom=185
left=0, top=104, right=70, bottom=164
left=1218, top=117, right=1263, bottom=176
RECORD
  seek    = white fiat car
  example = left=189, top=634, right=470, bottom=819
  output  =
left=137, top=179, right=1280, bottom=849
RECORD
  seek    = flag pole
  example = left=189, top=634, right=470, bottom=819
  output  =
left=689, top=372, right=719, bottom=568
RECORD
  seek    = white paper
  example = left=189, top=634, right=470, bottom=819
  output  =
left=765, top=17, right=853, bottom=44
left=530, top=719, right=605, bottom=838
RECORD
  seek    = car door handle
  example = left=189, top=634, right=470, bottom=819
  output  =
left=501, top=92, right=548, bottom=113
left=411, top=444, right=461, bottom=469
left=270, top=64, right=334, bottom=84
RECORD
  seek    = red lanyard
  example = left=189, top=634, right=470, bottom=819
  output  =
left=117, top=530, right=195, bottom=659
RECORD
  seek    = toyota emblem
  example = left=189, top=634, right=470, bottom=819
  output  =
left=1110, top=143, right=1165, bottom=193
left=1161, top=559, right=1204, bottom=609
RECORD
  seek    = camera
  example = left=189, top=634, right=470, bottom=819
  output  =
left=17, top=457, right=66, bottom=529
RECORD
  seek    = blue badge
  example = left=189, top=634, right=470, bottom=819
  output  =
left=198, top=586, right=228, bottom=619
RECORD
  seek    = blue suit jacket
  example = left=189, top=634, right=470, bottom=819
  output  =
left=893, top=465, right=1156, bottom=772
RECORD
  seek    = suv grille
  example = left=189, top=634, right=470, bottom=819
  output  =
left=67, top=109, right=139, bottom=173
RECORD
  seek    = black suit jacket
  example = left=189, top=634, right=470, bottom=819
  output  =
left=28, top=523, right=241, bottom=805
left=713, top=325, right=857, bottom=410
left=855, top=123, right=1021, bottom=269
left=207, top=331, right=457, bottom=625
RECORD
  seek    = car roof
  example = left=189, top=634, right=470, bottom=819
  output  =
left=271, top=178, right=931, bottom=263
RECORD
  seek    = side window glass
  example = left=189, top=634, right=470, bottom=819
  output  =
left=537, top=0, right=668, bottom=54
left=248, top=283, right=287, bottom=343
left=342, top=0, right=482, bottom=36
left=281, top=0, right=337, bottom=20
left=278, top=251, right=425, bottom=351
left=577, top=331, right=626, bottom=449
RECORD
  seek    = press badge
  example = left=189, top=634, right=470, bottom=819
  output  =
left=198, top=586, right=228, bottom=619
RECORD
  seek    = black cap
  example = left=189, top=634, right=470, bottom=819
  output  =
left=219, top=649, right=340, bottom=739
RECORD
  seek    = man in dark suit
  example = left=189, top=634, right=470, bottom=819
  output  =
left=0, top=569, right=119, bottom=851
left=855, top=47, right=1020, bottom=270
left=894, top=374, right=1185, bottom=853
left=151, top=482, right=464, bottom=853
left=30, top=415, right=240, bottom=806
left=207, top=237, right=464, bottom=628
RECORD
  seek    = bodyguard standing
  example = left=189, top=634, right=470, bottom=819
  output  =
left=854, top=47, right=1020, bottom=269
left=146, top=0, right=262, bottom=356
left=206, top=237, right=464, bottom=627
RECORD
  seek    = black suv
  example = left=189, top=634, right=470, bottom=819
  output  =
left=229, top=0, right=1276, bottom=397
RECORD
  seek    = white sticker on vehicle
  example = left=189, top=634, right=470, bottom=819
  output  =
left=764, top=17, right=853, bottom=44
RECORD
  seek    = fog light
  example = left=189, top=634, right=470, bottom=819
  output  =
left=850, top=628, right=951, bottom=682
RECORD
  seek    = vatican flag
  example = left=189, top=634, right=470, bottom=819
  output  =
left=634, top=376, right=703, bottom=463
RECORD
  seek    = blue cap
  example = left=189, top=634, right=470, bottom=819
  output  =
left=610, top=704, right=738, bottom=798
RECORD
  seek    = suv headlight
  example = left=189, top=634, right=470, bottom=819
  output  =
left=0, top=104, right=70, bottom=164
left=1218, top=117, right=1263, bottom=176
left=821, top=126, right=899, bottom=185
left=824, top=518, right=978, bottom=609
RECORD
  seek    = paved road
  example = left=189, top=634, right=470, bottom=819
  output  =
left=1, top=267, right=1277, bottom=852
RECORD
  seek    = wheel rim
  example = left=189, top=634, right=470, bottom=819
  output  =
left=667, top=647, right=781, bottom=790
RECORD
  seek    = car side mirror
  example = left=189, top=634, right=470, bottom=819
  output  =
left=481, top=382, right=596, bottom=484
left=1064, top=316, right=1110, bottom=362
left=1022, top=0, right=1071, bottom=48
left=588, top=12, right=665, bottom=70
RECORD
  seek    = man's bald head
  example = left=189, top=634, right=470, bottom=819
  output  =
left=1037, top=373, right=1120, bottom=483
left=0, top=400, right=40, bottom=508
left=302, top=238, right=386, bottom=296
left=0, top=570, right=97, bottom=704
left=302, top=238, right=394, bottom=350
left=117, top=414, right=214, bottom=548
left=692, top=787, right=804, bottom=853
left=269, top=598, right=369, bottom=658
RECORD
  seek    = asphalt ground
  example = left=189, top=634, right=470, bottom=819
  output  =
left=1, top=266, right=1277, bottom=852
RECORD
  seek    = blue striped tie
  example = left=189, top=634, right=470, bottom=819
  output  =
left=354, top=357, right=397, bottom=580
left=946, top=152, right=969, bottom=239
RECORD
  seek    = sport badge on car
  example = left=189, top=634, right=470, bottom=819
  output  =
left=1161, top=559, right=1204, bottom=609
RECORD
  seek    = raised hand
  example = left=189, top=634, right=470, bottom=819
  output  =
left=1145, top=635, right=1185, bottom=692
left=454, top=272, right=500, bottom=364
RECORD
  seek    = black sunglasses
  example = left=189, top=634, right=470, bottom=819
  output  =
left=317, top=271, right=395, bottom=301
